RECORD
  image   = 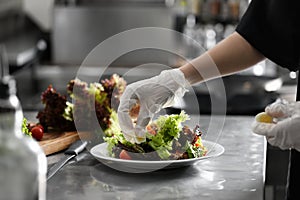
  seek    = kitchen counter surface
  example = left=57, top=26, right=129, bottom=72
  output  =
left=25, top=113, right=266, bottom=200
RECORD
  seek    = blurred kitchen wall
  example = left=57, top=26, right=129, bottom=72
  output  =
left=23, top=0, right=54, bottom=32
left=51, top=0, right=176, bottom=66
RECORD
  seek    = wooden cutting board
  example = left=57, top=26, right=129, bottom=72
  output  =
left=38, top=131, right=80, bottom=155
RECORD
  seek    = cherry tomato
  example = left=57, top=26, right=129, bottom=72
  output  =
left=36, top=124, right=44, bottom=132
left=31, top=126, right=44, bottom=141
left=119, top=150, right=132, bottom=160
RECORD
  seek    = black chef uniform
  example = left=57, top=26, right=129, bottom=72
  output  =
left=236, top=0, right=300, bottom=199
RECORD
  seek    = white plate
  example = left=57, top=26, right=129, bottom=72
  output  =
left=90, top=141, right=224, bottom=173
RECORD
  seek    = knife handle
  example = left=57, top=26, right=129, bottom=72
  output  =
left=64, top=140, right=88, bottom=155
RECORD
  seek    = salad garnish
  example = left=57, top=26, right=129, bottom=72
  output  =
left=104, top=111, right=207, bottom=160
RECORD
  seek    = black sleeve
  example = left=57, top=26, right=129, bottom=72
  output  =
left=236, top=0, right=300, bottom=71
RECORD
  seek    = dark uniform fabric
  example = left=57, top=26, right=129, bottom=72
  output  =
left=236, top=0, right=300, bottom=72
left=236, top=0, right=300, bottom=199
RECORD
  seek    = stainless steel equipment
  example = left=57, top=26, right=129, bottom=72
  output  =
left=52, top=0, right=175, bottom=65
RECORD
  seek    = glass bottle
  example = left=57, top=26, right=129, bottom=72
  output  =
left=0, top=75, right=47, bottom=200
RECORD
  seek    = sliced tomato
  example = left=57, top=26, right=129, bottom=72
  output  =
left=119, top=150, right=132, bottom=160
left=146, top=125, right=156, bottom=135
left=195, top=142, right=200, bottom=147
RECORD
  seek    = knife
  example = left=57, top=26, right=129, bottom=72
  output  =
left=47, top=140, right=88, bottom=180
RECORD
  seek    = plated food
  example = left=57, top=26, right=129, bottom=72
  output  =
left=104, top=111, right=207, bottom=161
left=22, top=75, right=217, bottom=164
left=90, top=140, right=224, bottom=172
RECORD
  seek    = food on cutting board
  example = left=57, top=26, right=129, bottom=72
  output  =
left=104, top=111, right=207, bottom=161
left=36, top=85, right=76, bottom=132
left=255, top=112, right=274, bottom=123
left=22, top=118, right=45, bottom=140
left=22, top=118, right=32, bottom=137
left=30, top=126, right=44, bottom=141
left=33, top=74, right=126, bottom=133
left=22, top=74, right=126, bottom=142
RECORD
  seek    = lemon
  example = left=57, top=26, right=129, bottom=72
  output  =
left=255, top=112, right=273, bottom=123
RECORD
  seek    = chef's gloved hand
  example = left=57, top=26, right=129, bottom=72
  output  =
left=118, top=69, right=188, bottom=144
left=252, top=99, right=300, bottom=151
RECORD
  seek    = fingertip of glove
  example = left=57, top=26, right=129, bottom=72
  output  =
left=251, top=120, right=261, bottom=134
left=123, top=132, right=137, bottom=144
left=135, top=136, right=146, bottom=144
left=265, top=99, right=290, bottom=118
left=251, top=120, right=275, bottom=136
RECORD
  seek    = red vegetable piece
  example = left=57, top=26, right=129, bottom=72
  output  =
left=119, top=150, right=132, bottom=160
left=31, top=126, right=44, bottom=141
left=36, top=124, right=44, bottom=132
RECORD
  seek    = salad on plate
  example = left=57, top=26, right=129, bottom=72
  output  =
left=104, top=111, right=207, bottom=161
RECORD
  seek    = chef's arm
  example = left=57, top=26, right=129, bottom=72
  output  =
left=118, top=32, right=266, bottom=143
left=180, top=32, right=265, bottom=84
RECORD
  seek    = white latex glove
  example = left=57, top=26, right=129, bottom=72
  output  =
left=252, top=99, right=300, bottom=151
left=118, top=69, right=188, bottom=144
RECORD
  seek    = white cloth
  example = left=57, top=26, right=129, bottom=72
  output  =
left=118, top=69, right=188, bottom=144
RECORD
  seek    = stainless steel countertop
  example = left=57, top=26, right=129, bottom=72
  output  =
left=24, top=113, right=266, bottom=200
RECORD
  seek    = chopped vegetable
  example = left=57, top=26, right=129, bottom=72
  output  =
left=37, top=85, right=75, bottom=131
left=22, top=118, right=31, bottom=137
left=119, top=150, right=132, bottom=160
left=36, top=74, right=126, bottom=134
left=147, top=111, right=189, bottom=152
left=105, top=111, right=207, bottom=160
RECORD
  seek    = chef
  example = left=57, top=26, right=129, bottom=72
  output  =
left=118, top=0, right=300, bottom=199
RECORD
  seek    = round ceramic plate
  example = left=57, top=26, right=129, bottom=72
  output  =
left=90, top=140, right=224, bottom=173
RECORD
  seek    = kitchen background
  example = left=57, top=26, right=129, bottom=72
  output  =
left=0, top=0, right=297, bottom=199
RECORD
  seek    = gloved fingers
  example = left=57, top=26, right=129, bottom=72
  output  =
left=161, top=93, right=176, bottom=108
left=138, top=82, right=176, bottom=110
left=266, top=131, right=290, bottom=151
left=117, top=111, right=136, bottom=143
left=123, top=131, right=138, bottom=144
left=134, top=126, right=147, bottom=144
left=251, top=120, right=276, bottom=137
left=290, top=101, right=300, bottom=116
left=134, top=104, right=152, bottom=144
left=148, top=83, right=180, bottom=109
left=253, top=107, right=300, bottom=151
left=264, top=118, right=294, bottom=150
left=265, top=98, right=289, bottom=118
left=118, top=85, right=138, bottom=113
left=118, top=86, right=139, bottom=143
left=252, top=121, right=286, bottom=150
left=266, top=136, right=280, bottom=148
